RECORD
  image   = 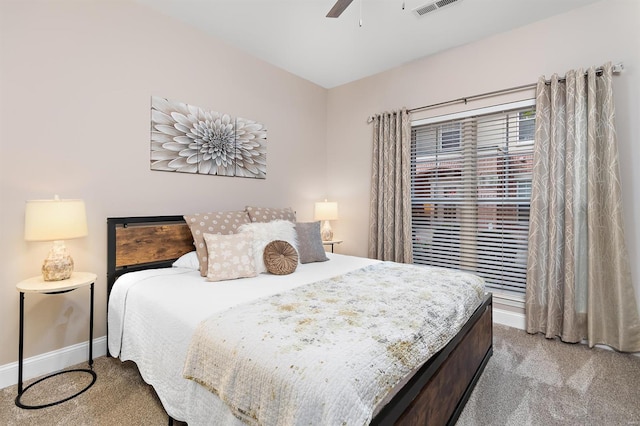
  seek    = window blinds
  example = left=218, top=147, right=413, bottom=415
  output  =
left=411, top=102, right=534, bottom=293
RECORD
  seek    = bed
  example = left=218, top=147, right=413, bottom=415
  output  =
left=107, top=215, right=493, bottom=425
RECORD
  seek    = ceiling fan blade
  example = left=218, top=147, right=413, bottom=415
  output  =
left=326, top=0, right=354, bottom=18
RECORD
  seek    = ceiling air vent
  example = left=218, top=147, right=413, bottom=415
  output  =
left=413, top=0, right=462, bottom=17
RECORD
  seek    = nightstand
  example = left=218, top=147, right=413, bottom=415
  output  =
left=15, top=272, right=97, bottom=409
left=322, top=240, right=343, bottom=253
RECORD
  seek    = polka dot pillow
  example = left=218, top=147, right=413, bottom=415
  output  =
left=245, top=206, right=296, bottom=223
left=184, top=211, right=251, bottom=276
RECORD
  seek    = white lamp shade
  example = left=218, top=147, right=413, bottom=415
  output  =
left=24, top=198, right=88, bottom=241
left=314, top=201, right=338, bottom=221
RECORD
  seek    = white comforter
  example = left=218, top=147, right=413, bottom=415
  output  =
left=108, top=253, right=379, bottom=424
left=183, top=262, right=485, bottom=426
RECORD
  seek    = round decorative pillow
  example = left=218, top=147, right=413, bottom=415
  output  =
left=263, top=240, right=298, bottom=275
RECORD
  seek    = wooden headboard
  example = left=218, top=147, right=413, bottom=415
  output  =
left=106, top=216, right=194, bottom=297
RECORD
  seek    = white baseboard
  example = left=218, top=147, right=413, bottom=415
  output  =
left=0, top=337, right=107, bottom=390
left=493, top=306, right=526, bottom=330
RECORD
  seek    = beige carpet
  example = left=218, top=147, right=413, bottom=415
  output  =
left=456, top=325, right=640, bottom=425
left=0, top=356, right=183, bottom=426
left=1, top=324, right=638, bottom=425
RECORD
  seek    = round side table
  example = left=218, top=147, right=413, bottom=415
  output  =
left=322, top=239, right=343, bottom=253
left=15, top=272, right=97, bottom=409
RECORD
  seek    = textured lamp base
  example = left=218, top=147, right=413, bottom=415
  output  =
left=320, top=220, right=333, bottom=242
left=42, top=241, right=74, bottom=281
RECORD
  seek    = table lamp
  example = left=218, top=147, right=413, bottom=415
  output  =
left=24, top=195, right=88, bottom=281
left=314, top=200, right=338, bottom=242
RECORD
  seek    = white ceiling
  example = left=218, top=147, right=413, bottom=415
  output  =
left=135, top=0, right=602, bottom=89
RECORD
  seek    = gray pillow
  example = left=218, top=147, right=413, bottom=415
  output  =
left=295, top=221, right=329, bottom=264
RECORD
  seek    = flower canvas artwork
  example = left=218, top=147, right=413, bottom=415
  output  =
left=150, top=97, right=267, bottom=178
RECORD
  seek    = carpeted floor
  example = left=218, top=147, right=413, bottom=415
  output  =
left=456, top=325, right=640, bottom=425
left=0, top=356, right=180, bottom=426
left=1, top=324, right=638, bottom=425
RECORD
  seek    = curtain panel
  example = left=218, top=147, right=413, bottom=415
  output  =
left=526, top=63, right=640, bottom=352
left=368, top=109, right=413, bottom=263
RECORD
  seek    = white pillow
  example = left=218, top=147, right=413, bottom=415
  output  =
left=172, top=251, right=200, bottom=270
left=238, top=220, right=298, bottom=273
left=203, top=232, right=257, bottom=282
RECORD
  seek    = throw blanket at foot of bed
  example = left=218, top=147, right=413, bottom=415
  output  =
left=183, top=262, right=485, bottom=426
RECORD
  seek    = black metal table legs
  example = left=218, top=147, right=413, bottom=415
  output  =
left=15, top=284, right=97, bottom=409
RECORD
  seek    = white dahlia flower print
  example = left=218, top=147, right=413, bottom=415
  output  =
left=150, top=97, right=267, bottom=178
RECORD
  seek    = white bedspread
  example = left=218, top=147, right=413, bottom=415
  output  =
left=108, top=253, right=379, bottom=423
left=183, top=262, right=485, bottom=426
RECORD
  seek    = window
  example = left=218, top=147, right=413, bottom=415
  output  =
left=411, top=101, right=535, bottom=294
left=440, top=123, right=461, bottom=151
left=518, top=110, right=535, bottom=141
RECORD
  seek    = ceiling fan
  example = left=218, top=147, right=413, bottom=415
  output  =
left=326, top=0, right=355, bottom=18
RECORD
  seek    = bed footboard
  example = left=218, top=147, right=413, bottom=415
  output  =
left=372, top=293, right=493, bottom=425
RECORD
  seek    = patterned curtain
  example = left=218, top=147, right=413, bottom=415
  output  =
left=368, top=108, right=413, bottom=263
left=526, top=63, right=640, bottom=352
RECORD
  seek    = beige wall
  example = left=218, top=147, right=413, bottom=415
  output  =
left=0, top=0, right=327, bottom=365
left=326, top=0, right=640, bottom=306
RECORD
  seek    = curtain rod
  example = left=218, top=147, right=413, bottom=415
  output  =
left=406, top=62, right=624, bottom=115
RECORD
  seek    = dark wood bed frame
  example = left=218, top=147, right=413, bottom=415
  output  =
left=107, top=215, right=493, bottom=426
